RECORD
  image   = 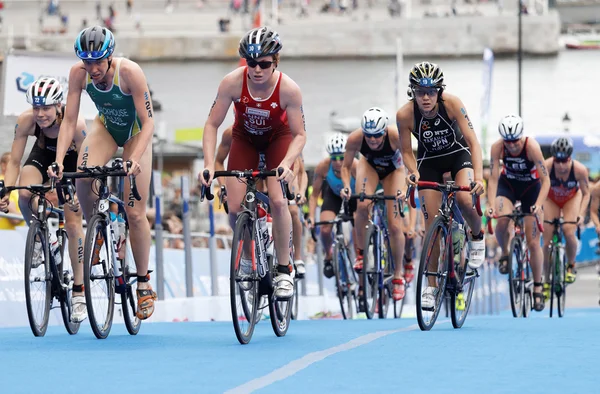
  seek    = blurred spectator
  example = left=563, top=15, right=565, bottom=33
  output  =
left=81, top=18, right=88, bottom=30
left=219, top=18, right=231, bottom=33
left=96, top=1, right=102, bottom=21
left=0, top=152, right=25, bottom=230
left=126, top=0, right=133, bottom=14
left=108, top=3, right=116, bottom=19
left=163, top=210, right=185, bottom=249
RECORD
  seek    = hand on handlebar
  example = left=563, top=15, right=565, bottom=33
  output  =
left=126, top=159, right=142, bottom=176
left=470, top=179, right=485, bottom=195
left=407, top=172, right=419, bottom=187
left=276, top=164, right=295, bottom=183
left=199, top=166, right=214, bottom=187
left=47, top=162, right=64, bottom=180
left=340, top=187, right=351, bottom=201
left=0, top=195, right=9, bottom=213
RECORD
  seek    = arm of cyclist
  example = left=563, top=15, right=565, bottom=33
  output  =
left=123, top=61, right=155, bottom=176
left=214, top=126, right=233, bottom=189
left=297, top=155, right=308, bottom=204
left=575, top=161, right=590, bottom=225
left=340, top=129, right=361, bottom=199
left=591, top=183, right=600, bottom=235
left=308, top=159, right=328, bottom=227
left=396, top=105, right=418, bottom=185
left=201, top=71, right=237, bottom=186
left=0, top=114, right=35, bottom=211
left=50, top=64, right=84, bottom=178
left=277, top=78, right=307, bottom=183
left=486, top=141, right=503, bottom=217
left=527, top=138, right=550, bottom=216
left=444, top=94, right=484, bottom=195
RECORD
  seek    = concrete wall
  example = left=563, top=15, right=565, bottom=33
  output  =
left=1, top=12, right=560, bottom=60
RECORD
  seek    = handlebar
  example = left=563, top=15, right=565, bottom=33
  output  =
left=407, top=175, right=482, bottom=217
left=544, top=219, right=581, bottom=240
left=487, top=212, right=544, bottom=235
left=343, top=188, right=405, bottom=218
left=200, top=168, right=294, bottom=202
left=0, top=180, right=59, bottom=213
left=59, top=160, right=141, bottom=201
left=219, top=185, right=229, bottom=214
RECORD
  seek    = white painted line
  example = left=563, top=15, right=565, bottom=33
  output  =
left=225, top=322, right=437, bottom=394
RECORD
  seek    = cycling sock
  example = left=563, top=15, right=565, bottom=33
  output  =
left=73, top=284, right=84, bottom=293
left=137, top=274, right=151, bottom=283
left=470, top=231, right=484, bottom=241
left=277, top=264, right=292, bottom=275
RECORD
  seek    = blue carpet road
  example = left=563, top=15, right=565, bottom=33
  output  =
left=0, top=309, right=598, bottom=394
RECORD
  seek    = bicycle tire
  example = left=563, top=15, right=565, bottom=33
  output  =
left=450, top=222, right=476, bottom=328
left=523, top=253, right=532, bottom=318
left=508, top=237, right=524, bottom=318
left=557, top=247, right=567, bottom=318
left=57, top=229, right=80, bottom=335
left=416, top=216, right=449, bottom=331
left=291, top=278, right=299, bottom=320
left=378, top=235, right=392, bottom=319
left=549, top=246, right=557, bottom=318
left=24, top=220, right=51, bottom=337
left=362, top=223, right=379, bottom=319
left=334, top=241, right=354, bottom=319
left=269, top=251, right=293, bottom=337
left=121, top=234, right=141, bottom=335
left=230, top=212, right=259, bottom=344
left=83, top=214, right=116, bottom=339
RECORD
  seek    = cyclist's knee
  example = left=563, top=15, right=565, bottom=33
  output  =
left=125, top=207, right=148, bottom=226
left=388, top=222, right=403, bottom=239
left=527, top=239, right=541, bottom=252
left=64, top=219, right=82, bottom=238
left=270, top=197, right=288, bottom=215
left=321, top=224, right=332, bottom=238
left=563, top=224, right=576, bottom=238
left=18, top=189, right=32, bottom=205
left=356, top=201, right=369, bottom=216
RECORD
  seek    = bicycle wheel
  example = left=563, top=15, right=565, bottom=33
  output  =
left=416, top=216, right=449, bottom=331
left=557, top=247, right=567, bottom=318
left=508, top=237, right=524, bottom=318
left=83, top=214, right=116, bottom=339
left=269, top=253, right=293, bottom=337
left=121, top=234, right=141, bottom=335
left=24, top=221, right=51, bottom=337
left=57, top=229, right=80, bottom=335
left=334, top=241, right=355, bottom=319
left=230, top=212, right=259, bottom=344
left=291, top=278, right=299, bottom=320
left=523, top=253, right=532, bottom=318
left=549, top=246, right=558, bottom=318
left=450, top=224, right=476, bottom=329
left=362, top=223, right=379, bottom=319
left=378, top=236, right=392, bottom=319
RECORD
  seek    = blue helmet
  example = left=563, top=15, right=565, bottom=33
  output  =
left=74, top=26, right=115, bottom=60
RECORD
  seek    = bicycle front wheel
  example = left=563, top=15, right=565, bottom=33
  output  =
left=416, top=216, right=449, bottom=331
left=24, top=221, right=51, bottom=337
left=83, top=214, right=116, bottom=339
left=230, top=212, right=259, bottom=344
left=362, top=223, right=379, bottom=319
left=508, top=237, right=524, bottom=318
left=557, top=248, right=567, bottom=318
left=334, top=241, right=355, bottom=320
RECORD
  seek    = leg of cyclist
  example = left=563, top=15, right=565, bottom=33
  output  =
left=75, top=118, right=118, bottom=222
left=64, top=205, right=86, bottom=321
left=17, top=166, right=46, bottom=225
left=354, top=157, right=379, bottom=272
left=288, top=175, right=305, bottom=276
left=418, top=188, right=442, bottom=307
left=122, top=132, right=155, bottom=319
left=454, top=167, right=485, bottom=269
left=381, top=167, right=406, bottom=300
left=562, top=190, right=582, bottom=283
left=542, top=198, right=560, bottom=299
left=494, top=176, right=516, bottom=274
left=522, top=182, right=544, bottom=311
left=319, top=210, right=336, bottom=278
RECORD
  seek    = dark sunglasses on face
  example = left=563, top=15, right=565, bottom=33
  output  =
left=504, top=139, right=520, bottom=145
left=365, top=132, right=385, bottom=139
left=413, top=88, right=439, bottom=98
left=330, top=155, right=344, bottom=162
left=247, top=59, right=274, bottom=69
left=554, top=157, right=570, bottom=163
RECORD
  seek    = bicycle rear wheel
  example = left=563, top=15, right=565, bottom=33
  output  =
left=57, top=229, right=80, bottom=335
left=416, top=216, right=449, bottom=331
left=523, top=254, right=533, bottom=318
left=83, top=214, right=116, bottom=339
left=334, top=241, right=356, bottom=319
left=291, top=278, right=299, bottom=320
left=230, top=212, right=259, bottom=344
left=549, top=247, right=558, bottom=318
left=508, top=237, right=524, bottom=318
left=121, top=234, right=141, bottom=335
left=269, top=252, right=293, bottom=337
left=362, top=223, right=379, bottom=319
left=24, top=221, right=51, bottom=337
left=378, top=236, right=392, bottom=319
left=450, top=223, right=476, bottom=329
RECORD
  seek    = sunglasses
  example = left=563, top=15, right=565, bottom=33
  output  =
left=364, top=132, right=385, bottom=139
left=77, top=50, right=108, bottom=60
left=504, top=139, right=520, bottom=145
left=554, top=157, right=570, bottom=163
left=246, top=59, right=274, bottom=69
left=413, top=88, right=439, bottom=98
left=330, top=155, right=344, bottom=162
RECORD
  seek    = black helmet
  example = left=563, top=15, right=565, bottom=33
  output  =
left=409, top=61, right=444, bottom=88
left=74, top=26, right=115, bottom=60
left=239, top=26, right=282, bottom=59
left=551, top=137, right=573, bottom=159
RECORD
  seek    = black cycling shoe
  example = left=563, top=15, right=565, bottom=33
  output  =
left=323, top=259, right=334, bottom=279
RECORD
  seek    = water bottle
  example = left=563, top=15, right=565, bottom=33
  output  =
left=257, top=205, right=269, bottom=248
left=116, top=214, right=127, bottom=260
left=50, top=233, right=61, bottom=265
left=266, top=214, right=274, bottom=257
left=452, top=221, right=465, bottom=263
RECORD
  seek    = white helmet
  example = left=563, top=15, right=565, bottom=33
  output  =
left=361, top=107, right=389, bottom=135
left=498, top=114, right=523, bottom=141
left=326, top=133, right=347, bottom=155
left=26, top=77, right=64, bottom=107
